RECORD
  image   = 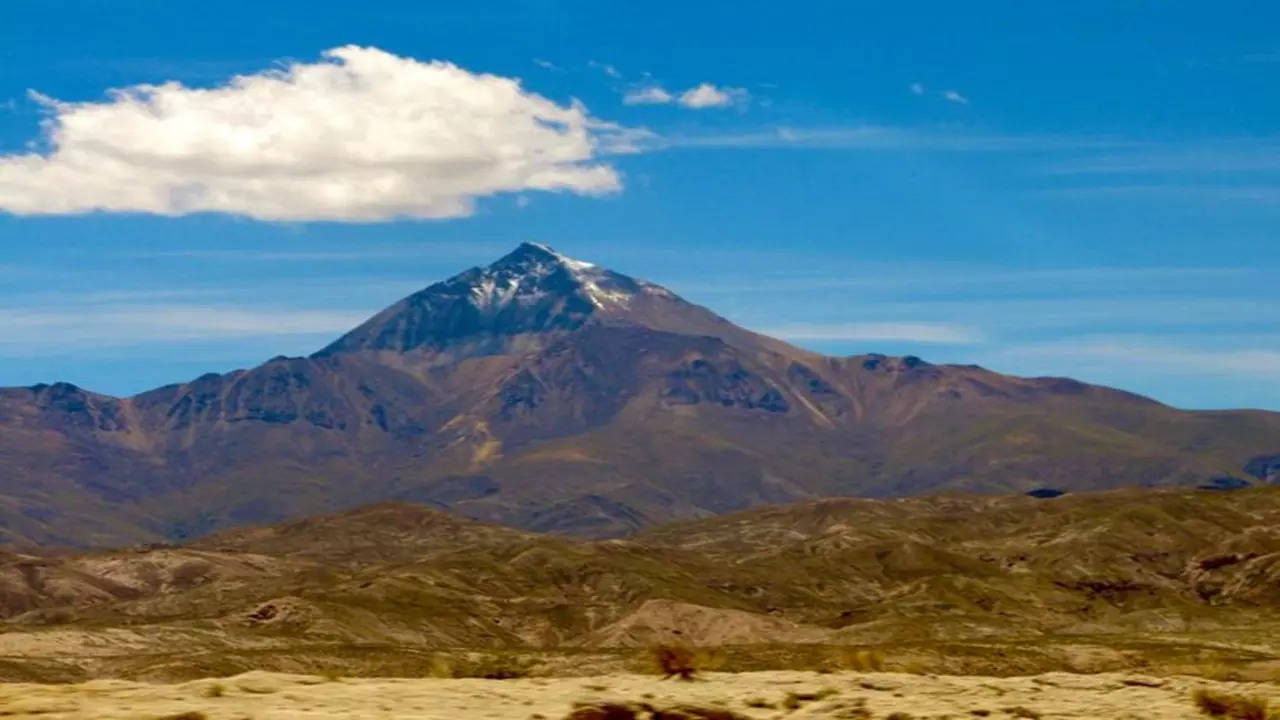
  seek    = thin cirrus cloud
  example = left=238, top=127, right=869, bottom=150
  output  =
left=1039, top=184, right=1280, bottom=203
left=999, top=338, right=1280, bottom=379
left=0, top=46, right=642, bottom=222
left=0, top=305, right=369, bottom=353
left=1046, top=142, right=1280, bottom=174
left=588, top=60, right=622, bottom=78
left=622, top=82, right=748, bottom=109
left=908, top=83, right=967, bottom=104
left=656, top=125, right=1133, bottom=152
left=762, top=322, right=984, bottom=344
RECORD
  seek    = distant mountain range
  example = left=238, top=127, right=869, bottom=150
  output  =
left=1, top=242, right=1277, bottom=547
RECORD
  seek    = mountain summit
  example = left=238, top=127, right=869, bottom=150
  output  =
left=319, top=243, right=655, bottom=355
left=319, top=242, right=790, bottom=358
left=1, top=243, right=1277, bottom=547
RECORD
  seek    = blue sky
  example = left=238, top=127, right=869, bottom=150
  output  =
left=1, top=1, right=1278, bottom=409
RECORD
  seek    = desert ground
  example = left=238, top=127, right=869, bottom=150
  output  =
left=1, top=670, right=1278, bottom=719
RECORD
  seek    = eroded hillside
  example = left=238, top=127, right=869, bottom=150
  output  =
left=2, top=488, right=1278, bottom=682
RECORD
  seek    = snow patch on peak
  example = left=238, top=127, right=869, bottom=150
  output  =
left=525, top=242, right=597, bottom=272
left=577, top=275, right=630, bottom=309
left=638, top=281, right=676, bottom=299
left=513, top=243, right=633, bottom=309
left=467, top=242, right=680, bottom=312
left=563, top=256, right=597, bottom=272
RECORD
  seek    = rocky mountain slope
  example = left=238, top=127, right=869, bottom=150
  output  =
left=1, top=242, right=1278, bottom=546
left=2, top=488, right=1279, bottom=681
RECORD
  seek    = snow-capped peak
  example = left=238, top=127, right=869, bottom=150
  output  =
left=477, top=242, right=657, bottom=310
left=316, top=242, right=685, bottom=357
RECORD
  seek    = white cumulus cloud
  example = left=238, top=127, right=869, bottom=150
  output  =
left=0, top=46, right=635, bottom=222
left=678, top=83, right=749, bottom=109
left=623, top=86, right=675, bottom=105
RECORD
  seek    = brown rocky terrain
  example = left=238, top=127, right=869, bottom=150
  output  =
left=1, top=487, right=1278, bottom=683
left=1, top=242, right=1278, bottom=547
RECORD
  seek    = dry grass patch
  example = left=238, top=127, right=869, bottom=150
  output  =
left=658, top=707, right=752, bottom=720
left=837, top=648, right=886, bottom=672
left=423, top=652, right=536, bottom=679
left=781, top=687, right=839, bottom=711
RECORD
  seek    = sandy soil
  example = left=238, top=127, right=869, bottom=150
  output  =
left=0, top=670, right=1276, bottom=719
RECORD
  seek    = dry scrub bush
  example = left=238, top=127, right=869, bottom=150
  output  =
left=566, top=703, right=645, bottom=720
left=565, top=702, right=750, bottom=720
left=649, top=644, right=721, bottom=680
left=1198, top=664, right=1247, bottom=682
left=1192, top=689, right=1276, bottom=720
left=202, top=682, right=225, bottom=698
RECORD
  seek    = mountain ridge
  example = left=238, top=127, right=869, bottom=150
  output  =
left=1, top=242, right=1277, bottom=547
left=3, top=486, right=1280, bottom=681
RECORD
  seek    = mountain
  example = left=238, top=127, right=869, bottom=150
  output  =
left=3, top=488, right=1279, bottom=681
left=1, top=242, right=1278, bottom=547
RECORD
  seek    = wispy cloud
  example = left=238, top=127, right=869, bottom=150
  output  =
left=674, top=264, right=1262, bottom=296
left=942, top=89, right=969, bottom=104
left=654, top=125, right=1134, bottom=152
left=588, top=60, right=622, bottom=78
left=1242, top=51, right=1280, bottom=64
left=909, top=82, right=925, bottom=96
left=127, top=241, right=513, bottom=262
left=623, top=86, right=674, bottom=105
left=620, top=82, right=748, bottom=109
left=532, top=58, right=561, bottom=71
left=1046, top=139, right=1280, bottom=175
left=1040, top=184, right=1280, bottom=202
left=1038, top=138, right=1280, bottom=200
left=998, top=338, right=1280, bottom=379
left=761, top=322, right=983, bottom=344
left=0, top=305, right=367, bottom=353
